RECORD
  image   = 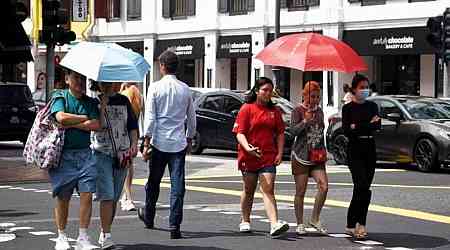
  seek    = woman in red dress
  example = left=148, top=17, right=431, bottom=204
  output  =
left=232, top=77, right=289, bottom=237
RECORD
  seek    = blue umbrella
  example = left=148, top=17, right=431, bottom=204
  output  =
left=60, top=42, right=150, bottom=82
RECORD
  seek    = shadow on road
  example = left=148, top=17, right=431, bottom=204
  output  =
left=115, top=244, right=230, bottom=250
left=366, top=232, right=450, bottom=249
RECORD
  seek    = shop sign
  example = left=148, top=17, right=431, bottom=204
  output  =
left=155, top=38, right=205, bottom=59
left=72, top=0, right=88, bottom=22
left=343, top=27, right=436, bottom=56
left=217, top=35, right=252, bottom=58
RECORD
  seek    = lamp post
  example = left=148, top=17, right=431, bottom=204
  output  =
left=272, top=0, right=281, bottom=95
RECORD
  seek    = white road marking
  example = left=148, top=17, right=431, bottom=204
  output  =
left=8, top=227, right=34, bottom=232
left=34, top=190, right=49, bottom=193
left=329, top=233, right=352, bottom=238
left=0, top=233, right=16, bottom=243
left=288, top=223, right=297, bottom=227
left=219, top=211, right=240, bottom=215
left=0, top=223, right=16, bottom=228
left=249, top=215, right=264, bottom=219
left=8, top=187, right=24, bottom=190
left=198, top=208, right=223, bottom=212
left=20, top=188, right=37, bottom=191
left=29, top=231, right=55, bottom=236
left=259, top=219, right=270, bottom=223
left=385, top=248, right=414, bottom=250
left=49, top=237, right=77, bottom=242
left=354, top=240, right=384, bottom=245
left=0, top=186, right=13, bottom=189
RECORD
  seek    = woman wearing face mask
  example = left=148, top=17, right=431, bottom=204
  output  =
left=290, top=81, right=328, bottom=236
left=342, top=74, right=381, bottom=239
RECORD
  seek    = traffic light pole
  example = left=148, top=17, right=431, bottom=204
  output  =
left=272, top=0, right=281, bottom=93
left=46, top=42, right=55, bottom=102
left=445, top=62, right=449, bottom=96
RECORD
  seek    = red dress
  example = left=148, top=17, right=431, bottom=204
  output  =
left=232, top=103, right=285, bottom=171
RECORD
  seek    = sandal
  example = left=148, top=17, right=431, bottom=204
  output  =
left=354, top=224, right=368, bottom=240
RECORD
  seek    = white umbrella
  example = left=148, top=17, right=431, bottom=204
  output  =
left=60, top=42, right=150, bottom=82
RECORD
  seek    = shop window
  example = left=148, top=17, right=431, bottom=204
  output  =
left=218, top=0, right=255, bottom=15
left=163, top=0, right=196, bottom=19
left=107, top=0, right=121, bottom=21
left=127, top=0, right=141, bottom=20
left=280, top=0, right=319, bottom=10
left=347, top=0, right=386, bottom=5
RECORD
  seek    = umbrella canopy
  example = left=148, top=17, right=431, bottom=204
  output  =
left=60, top=42, right=150, bottom=82
left=255, top=33, right=367, bottom=73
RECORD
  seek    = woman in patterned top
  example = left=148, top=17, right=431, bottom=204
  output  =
left=290, top=81, right=329, bottom=235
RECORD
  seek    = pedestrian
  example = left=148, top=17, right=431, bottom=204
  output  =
left=91, top=81, right=139, bottom=249
left=49, top=70, right=101, bottom=250
left=119, top=82, right=143, bottom=212
left=342, top=84, right=353, bottom=104
left=232, top=77, right=289, bottom=237
left=342, top=74, right=381, bottom=239
left=138, top=50, right=196, bottom=239
left=290, top=81, right=328, bottom=235
left=33, top=72, right=46, bottom=102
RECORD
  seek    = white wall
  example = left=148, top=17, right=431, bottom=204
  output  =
left=237, top=58, right=249, bottom=90
left=420, top=55, right=435, bottom=97
left=216, top=58, right=230, bottom=89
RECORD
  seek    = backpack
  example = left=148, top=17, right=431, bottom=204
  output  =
left=23, top=92, right=65, bottom=170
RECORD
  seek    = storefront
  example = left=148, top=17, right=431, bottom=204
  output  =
left=216, top=35, right=252, bottom=90
left=344, top=27, right=440, bottom=96
left=154, top=37, right=205, bottom=87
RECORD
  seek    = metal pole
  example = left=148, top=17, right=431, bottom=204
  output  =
left=46, top=43, right=55, bottom=102
left=445, top=62, right=449, bottom=97
left=272, top=0, right=281, bottom=94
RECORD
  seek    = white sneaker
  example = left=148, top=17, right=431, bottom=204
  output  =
left=309, top=220, right=328, bottom=235
left=296, top=224, right=307, bottom=235
left=97, top=232, right=104, bottom=245
left=54, top=234, right=71, bottom=250
left=270, top=221, right=289, bottom=237
left=75, top=236, right=99, bottom=250
left=121, top=199, right=136, bottom=212
left=100, top=233, right=114, bottom=249
left=239, top=222, right=251, bottom=232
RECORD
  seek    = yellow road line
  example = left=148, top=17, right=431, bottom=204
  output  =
left=162, top=169, right=406, bottom=181
left=180, top=180, right=450, bottom=190
left=133, top=178, right=450, bottom=225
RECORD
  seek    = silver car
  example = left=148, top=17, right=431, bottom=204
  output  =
left=326, top=96, right=450, bottom=172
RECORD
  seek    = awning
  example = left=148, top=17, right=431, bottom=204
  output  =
left=343, top=27, right=437, bottom=56
left=0, top=2, right=33, bottom=64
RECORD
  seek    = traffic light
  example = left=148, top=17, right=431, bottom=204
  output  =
left=444, top=8, right=450, bottom=63
left=40, top=0, right=76, bottom=46
left=426, top=15, right=443, bottom=50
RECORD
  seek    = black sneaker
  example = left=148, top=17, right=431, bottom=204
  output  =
left=170, top=230, right=182, bottom=239
left=137, top=208, right=154, bottom=229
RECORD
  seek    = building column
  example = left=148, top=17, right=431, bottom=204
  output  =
left=251, top=29, right=267, bottom=88
left=143, top=36, right=156, bottom=100
left=204, top=32, right=218, bottom=88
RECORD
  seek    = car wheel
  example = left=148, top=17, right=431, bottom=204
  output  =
left=332, top=134, right=348, bottom=165
left=191, top=131, right=204, bottom=155
left=414, top=138, right=439, bottom=172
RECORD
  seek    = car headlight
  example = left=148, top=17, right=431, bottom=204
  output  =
left=439, top=130, right=450, bottom=139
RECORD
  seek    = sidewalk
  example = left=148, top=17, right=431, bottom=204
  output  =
left=0, top=155, right=48, bottom=184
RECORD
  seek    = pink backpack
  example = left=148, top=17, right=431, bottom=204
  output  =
left=23, top=96, right=65, bottom=170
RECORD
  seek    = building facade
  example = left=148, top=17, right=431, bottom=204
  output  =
left=90, top=0, right=448, bottom=117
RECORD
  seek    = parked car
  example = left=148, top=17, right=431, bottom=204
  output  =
left=190, top=88, right=294, bottom=155
left=326, top=95, right=450, bottom=172
left=0, top=82, right=38, bottom=144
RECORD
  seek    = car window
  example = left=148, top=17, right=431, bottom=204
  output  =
left=0, top=85, right=33, bottom=105
left=202, top=95, right=223, bottom=112
left=377, top=100, right=402, bottom=119
left=399, top=100, right=450, bottom=119
left=223, top=96, right=242, bottom=114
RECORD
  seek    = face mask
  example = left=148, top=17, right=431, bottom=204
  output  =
left=356, top=89, right=370, bottom=101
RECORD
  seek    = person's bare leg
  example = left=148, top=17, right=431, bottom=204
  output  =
left=79, top=192, right=93, bottom=229
left=100, top=201, right=114, bottom=233
left=293, top=173, right=309, bottom=225
left=310, top=169, right=328, bottom=223
left=55, top=197, right=71, bottom=231
left=240, top=174, right=258, bottom=223
left=122, top=167, right=134, bottom=202
left=258, top=173, right=278, bottom=225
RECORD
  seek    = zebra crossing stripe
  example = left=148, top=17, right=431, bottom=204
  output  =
left=29, top=231, right=55, bottom=236
left=0, top=186, right=12, bottom=189
left=355, top=240, right=384, bottom=245
left=0, top=234, right=16, bottom=243
left=34, top=190, right=49, bottom=193
left=8, top=227, right=34, bottom=232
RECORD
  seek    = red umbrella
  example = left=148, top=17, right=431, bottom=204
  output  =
left=255, top=33, right=367, bottom=73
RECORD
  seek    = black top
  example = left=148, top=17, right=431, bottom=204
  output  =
left=342, top=101, right=381, bottom=140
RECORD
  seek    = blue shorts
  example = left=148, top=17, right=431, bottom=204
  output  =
left=241, top=165, right=277, bottom=176
left=48, top=148, right=97, bottom=199
left=94, top=151, right=127, bottom=202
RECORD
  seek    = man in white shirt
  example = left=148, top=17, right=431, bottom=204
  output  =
left=138, top=50, right=196, bottom=239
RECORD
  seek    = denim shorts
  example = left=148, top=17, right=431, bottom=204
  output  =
left=241, top=165, right=277, bottom=176
left=48, top=148, right=97, bottom=199
left=94, top=151, right=127, bottom=202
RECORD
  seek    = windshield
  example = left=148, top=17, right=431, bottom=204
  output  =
left=400, top=100, right=450, bottom=119
left=0, top=85, right=33, bottom=105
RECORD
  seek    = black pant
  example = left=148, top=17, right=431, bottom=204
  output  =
left=346, top=138, right=376, bottom=228
left=144, top=147, right=186, bottom=231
